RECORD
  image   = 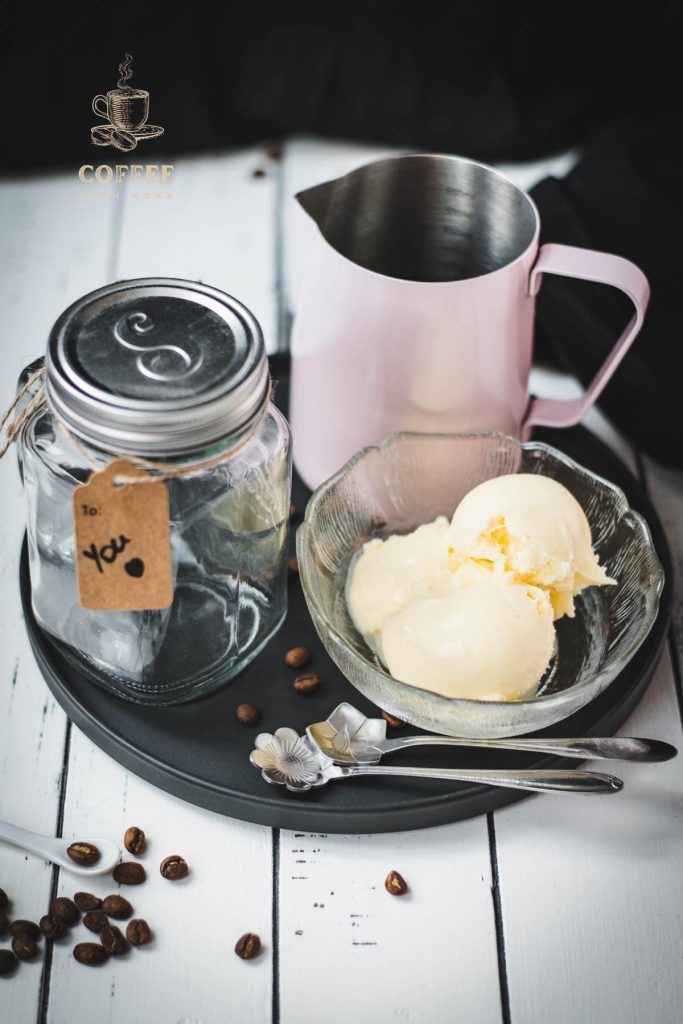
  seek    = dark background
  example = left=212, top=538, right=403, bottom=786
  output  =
left=1, top=4, right=679, bottom=172
left=1, top=2, right=681, bottom=463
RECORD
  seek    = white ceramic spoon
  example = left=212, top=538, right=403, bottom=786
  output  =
left=0, top=819, right=119, bottom=876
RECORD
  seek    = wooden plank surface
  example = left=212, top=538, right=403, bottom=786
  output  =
left=494, top=645, right=683, bottom=1024
left=37, top=149, right=281, bottom=1022
left=278, top=821, right=502, bottom=1024
left=278, top=138, right=506, bottom=1023
left=0, top=174, right=113, bottom=1022
left=47, top=735, right=273, bottom=1024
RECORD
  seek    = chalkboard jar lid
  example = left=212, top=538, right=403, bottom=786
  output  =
left=46, top=277, right=269, bottom=456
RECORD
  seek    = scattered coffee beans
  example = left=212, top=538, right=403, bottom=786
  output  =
left=113, top=862, right=146, bottom=885
left=236, top=703, right=261, bottom=726
left=102, top=895, right=132, bottom=920
left=39, top=915, right=65, bottom=940
left=126, top=919, right=152, bottom=946
left=74, top=892, right=102, bottom=912
left=284, top=646, right=309, bottom=669
left=287, top=555, right=299, bottom=574
left=83, top=911, right=109, bottom=934
left=73, top=942, right=108, bottom=966
left=381, top=710, right=406, bottom=729
left=124, top=826, right=146, bottom=856
left=12, top=934, right=39, bottom=961
left=9, top=920, right=40, bottom=941
left=0, top=949, right=17, bottom=976
left=67, top=842, right=100, bottom=866
left=385, top=870, right=408, bottom=896
left=293, top=672, right=321, bottom=694
left=160, top=855, right=189, bottom=881
left=234, top=932, right=261, bottom=960
left=2, top=830, right=195, bottom=981
left=100, top=924, right=129, bottom=956
left=51, top=897, right=80, bottom=926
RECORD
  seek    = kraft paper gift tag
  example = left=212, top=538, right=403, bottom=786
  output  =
left=73, top=459, right=173, bottom=611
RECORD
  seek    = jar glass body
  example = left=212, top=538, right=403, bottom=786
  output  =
left=20, top=399, right=291, bottom=705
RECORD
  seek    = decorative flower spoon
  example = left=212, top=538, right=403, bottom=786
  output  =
left=307, top=703, right=677, bottom=766
left=0, top=819, right=120, bottom=876
left=250, top=728, right=623, bottom=795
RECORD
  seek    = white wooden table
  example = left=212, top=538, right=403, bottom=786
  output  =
left=1, top=139, right=682, bottom=1024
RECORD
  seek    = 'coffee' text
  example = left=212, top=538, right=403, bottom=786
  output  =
left=78, top=164, right=174, bottom=183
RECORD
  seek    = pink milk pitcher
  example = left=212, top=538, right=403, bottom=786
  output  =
left=289, top=153, right=649, bottom=490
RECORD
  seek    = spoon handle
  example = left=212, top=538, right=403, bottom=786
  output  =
left=389, top=735, right=677, bottom=763
left=347, top=765, right=623, bottom=793
left=0, top=819, right=56, bottom=859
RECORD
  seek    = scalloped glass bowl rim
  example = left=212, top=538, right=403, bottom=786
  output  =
left=297, top=430, right=664, bottom=722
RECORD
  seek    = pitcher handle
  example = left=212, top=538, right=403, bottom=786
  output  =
left=523, top=243, right=650, bottom=430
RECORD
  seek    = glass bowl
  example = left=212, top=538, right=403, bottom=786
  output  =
left=296, top=432, right=664, bottom=738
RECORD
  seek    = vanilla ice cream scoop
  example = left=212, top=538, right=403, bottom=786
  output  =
left=346, top=517, right=451, bottom=640
left=381, top=564, right=555, bottom=701
left=447, top=473, right=614, bottom=618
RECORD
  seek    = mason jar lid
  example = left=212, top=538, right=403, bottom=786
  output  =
left=45, top=278, right=269, bottom=456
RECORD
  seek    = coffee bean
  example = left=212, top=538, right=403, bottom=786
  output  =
left=66, top=841, right=100, bottom=866
left=110, top=129, right=137, bottom=152
left=12, top=934, right=39, bottom=960
left=0, top=911, right=9, bottom=935
left=102, top=895, right=132, bottom=920
left=73, top=942, right=108, bottom=966
left=39, top=915, right=66, bottom=940
left=113, top=861, right=146, bottom=885
left=0, top=888, right=8, bottom=910
left=0, top=949, right=17, bottom=976
left=124, top=826, right=146, bottom=856
left=385, top=870, right=408, bottom=896
left=83, top=911, right=109, bottom=934
left=100, top=924, right=129, bottom=956
left=9, top=919, right=41, bottom=941
left=289, top=502, right=298, bottom=521
left=236, top=703, right=261, bottom=726
left=293, top=672, right=321, bottom=694
left=74, top=892, right=102, bottom=912
left=160, top=855, right=189, bottom=881
left=284, top=646, right=309, bottom=669
left=126, top=918, right=152, bottom=946
left=234, top=932, right=261, bottom=960
left=51, top=897, right=80, bottom=926
left=91, top=125, right=113, bottom=146
left=381, top=710, right=406, bottom=729
left=287, top=555, right=299, bottom=574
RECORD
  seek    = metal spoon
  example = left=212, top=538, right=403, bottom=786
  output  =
left=250, top=728, right=623, bottom=795
left=0, top=819, right=120, bottom=876
left=307, top=703, right=678, bottom=766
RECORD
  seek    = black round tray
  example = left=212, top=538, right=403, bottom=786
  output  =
left=22, top=359, right=673, bottom=832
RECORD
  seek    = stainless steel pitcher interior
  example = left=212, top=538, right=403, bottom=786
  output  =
left=297, top=154, right=538, bottom=282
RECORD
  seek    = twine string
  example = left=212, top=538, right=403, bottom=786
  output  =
left=0, top=366, right=47, bottom=458
left=0, top=365, right=274, bottom=484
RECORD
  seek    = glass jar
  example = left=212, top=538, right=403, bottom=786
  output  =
left=18, top=278, right=291, bottom=705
